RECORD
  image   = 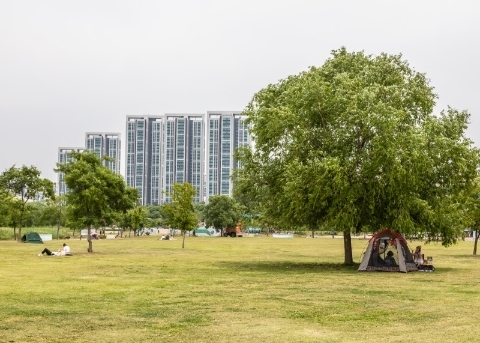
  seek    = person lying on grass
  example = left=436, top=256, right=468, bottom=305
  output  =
left=38, top=243, right=71, bottom=256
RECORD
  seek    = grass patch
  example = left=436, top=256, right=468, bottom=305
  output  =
left=1, top=236, right=480, bottom=342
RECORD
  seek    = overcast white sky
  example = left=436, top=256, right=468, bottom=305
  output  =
left=1, top=0, right=479, bottom=182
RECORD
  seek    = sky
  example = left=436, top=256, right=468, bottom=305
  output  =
left=1, top=0, right=479, bottom=183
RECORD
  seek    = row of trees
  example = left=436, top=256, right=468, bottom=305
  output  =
left=0, top=151, right=246, bottom=252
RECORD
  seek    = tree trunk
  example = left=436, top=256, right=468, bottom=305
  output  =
left=13, top=227, right=17, bottom=241
left=473, top=230, right=479, bottom=256
left=17, top=206, right=25, bottom=242
left=17, top=225, right=22, bottom=243
left=87, top=225, right=93, bottom=253
left=343, top=230, right=353, bottom=265
left=57, top=206, right=61, bottom=240
left=311, top=228, right=315, bottom=238
left=182, top=231, right=186, bottom=249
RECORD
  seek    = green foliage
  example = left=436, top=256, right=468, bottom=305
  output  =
left=0, top=165, right=55, bottom=241
left=235, top=47, right=479, bottom=263
left=145, top=205, right=165, bottom=227
left=462, top=178, right=480, bottom=255
left=193, top=202, right=205, bottom=223
left=40, top=196, right=67, bottom=228
left=55, top=151, right=138, bottom=251
left=123, top=206, right=149, bottom=235
left=0, top=190, right=14, bottom=227
left=162, top=183, right=197, bottom=248
left=204, top=195, right=242, bottom=235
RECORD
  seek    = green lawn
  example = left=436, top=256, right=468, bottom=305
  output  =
left=1, top=235, right=480, bottom=343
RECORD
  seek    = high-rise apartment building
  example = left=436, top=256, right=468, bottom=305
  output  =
left=125, top=112, right=250, bottom=205
left=57, top=147, right=84, bottom=195
left=164, top=114, right=205, bottom=203
left=126, top=114, right=205, bottom=205
left=126, top=116, right=163, bottom=205
left=206, top=111, right=251, bottom=201
left=85, top=132, right=121, bottom=174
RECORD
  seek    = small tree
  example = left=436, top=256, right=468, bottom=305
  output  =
left=41, top=196, right=67, bottom=239
left=463, top=178, right=480, bottom=255
left=0, top=165, right=54, bottom=242
left=163, top=183, right=197, bottom=248
left=56, top=151, right=138, bottom=252
left=126, top=206, right=149, bottom=236
left=204, top=195, right=242, bottom=236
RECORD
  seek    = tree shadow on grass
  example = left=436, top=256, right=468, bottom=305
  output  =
left=448, top=254, right=480, bottom=259
left=218, top=261, right=360, bottom=274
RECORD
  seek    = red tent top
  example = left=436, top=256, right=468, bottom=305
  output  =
left=368, top=229, right=408, bottom=244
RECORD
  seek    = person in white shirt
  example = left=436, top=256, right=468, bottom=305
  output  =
left=413, top=245, right=424, bottom=266
left=38, top=243, right=72, bottom=256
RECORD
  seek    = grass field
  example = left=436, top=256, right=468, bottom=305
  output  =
left=1, top=234, right=480, bottom=343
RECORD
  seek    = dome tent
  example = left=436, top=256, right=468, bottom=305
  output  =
left=358, top=229, right=417, bottom=273
left=21, top=232, right=43, bottom=244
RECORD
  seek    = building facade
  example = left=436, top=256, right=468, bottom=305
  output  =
left=163, top=114, right=205, bottom=203
left=126, top=116, right=163, bottom=205
left=126, top=114, right=206, bottom=205
left=206, top=111, right=251, bottom=201
left=85, top=132, right=121, bottom=174
left=125, top=112, right=250, bottom=205
left=57, top=147, right=84, bottom=195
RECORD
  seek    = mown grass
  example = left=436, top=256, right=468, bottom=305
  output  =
left=1, top=235, right=480, bottom=343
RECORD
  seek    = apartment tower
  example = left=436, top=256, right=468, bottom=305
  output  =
left=85, top=132, right=121, bottom=174
left=126, top=114, right=205, bottom=205
left=206, top=111, right=250, bottom=201
left=57, top=147, right=84, bottom=195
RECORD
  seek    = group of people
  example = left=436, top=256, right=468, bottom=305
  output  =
left=38, top=243, right=71, bottom=256
left=381, top=245, right=425, bottom=267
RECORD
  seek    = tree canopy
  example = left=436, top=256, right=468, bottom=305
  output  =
left=234, top=48, right=479, bottom=264
left=56, top=151, right=138, bottom=252
left=0, top=165, right=55, bottom=241
left=123, top=206, right=149, bottom=236
left=162, top=183, right=197, bottom=248
left=204, top=195, right=242, bottom=236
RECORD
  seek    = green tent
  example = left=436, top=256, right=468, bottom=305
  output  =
left=193, top=228, right=211, bottom=236
left=21, top=232, right=43, bottom=244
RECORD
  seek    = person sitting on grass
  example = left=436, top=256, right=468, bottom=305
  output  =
left=413, top=245, right=424, bottom=266
left=38, top=243, right=71, bottom=256
left=384, top=251, right=397, bottom=266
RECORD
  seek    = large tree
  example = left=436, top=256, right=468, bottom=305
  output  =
left=163, top=183, right=197, bottom=248
left=235, top=48, right=479, bottom=264
left=0, top=165, right=55, bottom=241
left=204, top=195, right=242, bottom=236
left=56, top=151, right=138, bottom=252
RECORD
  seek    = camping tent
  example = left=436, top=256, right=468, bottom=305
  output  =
left=193, top=228, right=212, bottom=236
left=21, top=232, right=43, bottom=244
left=358, top=229, right=417, bottom=273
